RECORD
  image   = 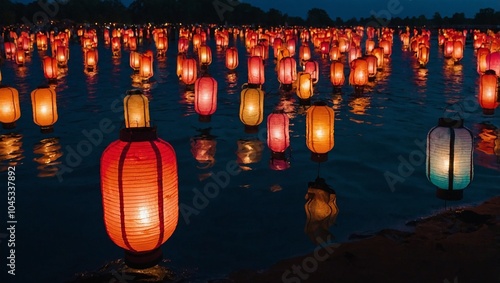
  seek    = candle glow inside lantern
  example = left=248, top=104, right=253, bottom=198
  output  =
left=426, top=118, right=473, bottom=201
left=306, top=101, right=334, bottom=162
left=0, top=86, right=21, bottom=129
left=31, top=86, right=58, bottom=133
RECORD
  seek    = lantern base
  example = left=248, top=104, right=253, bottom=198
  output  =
left=280, top=84, right=293, bottom=93
left=299, top=98, right=311, bottom=106
left=40, top=126, right=54, bottom=134
left=244, top=125, right=259, bottom=134
left=482, top=108, right=495, bottom=116
left=124, top=248, right=162, bottom=270
left=436, top=188, right=463, bottom=201
left=120, top=127, right=158, bottom=142
left=311, top=152, right=328, bottom=163
left=2, top=122, right=16, bottom=130
left=198, top=115, right=212, bottom=122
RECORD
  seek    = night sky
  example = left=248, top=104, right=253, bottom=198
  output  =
left=11, top=0, right=500, bottom=20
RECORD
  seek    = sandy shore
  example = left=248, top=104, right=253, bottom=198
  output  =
left=224, top=196, right=500, bottom=283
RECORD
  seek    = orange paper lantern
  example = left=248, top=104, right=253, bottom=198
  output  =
left=0, top=86, right=21, bottom=129
left=31, top=86, right=58, bottom=133
left=479, top=70, right=499, bottom=115
left=225, top=47, right=239, bottom=70
left=181, top=58, right=198, bottom=85
left=306, top=101, right=334, bottom=162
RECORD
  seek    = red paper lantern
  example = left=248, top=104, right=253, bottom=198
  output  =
left=349, top=58, right=368, bottom=87
left=225, top=47, right=239, bottom=70
left=487, top=51, right=500, bottom=76
left=365, top=55, right=378, bottom=79
left=42, top=56, right=58, bottom=82
left=304, top=60, right=319, bottom=84
left=247, top=56, right=265, bottom=86
left=139, top=54, right=154, bottom=81
left=378, top=39, right=392, bottom=57
left=278, top=57, right=297, bottom=86
left=178, top=36, right=189, bottom=53
left=15, top=50, right=25, bottom=66
left=443, top=40, right=454, bottom=59
left=181, top=58, right=198, bottom=85
left=329, top=46, right=341, bottom=61
left=477, top=47, right=490, bottom=75
left=198, top=45, right=212, bottom=66
left=299, top=45, right=311, bottom=63
left=452, top=40, right=464, bottom=63
left=130, top=51, right=141, bottom=72
left=479, top=70, right=499, bottom=115
left=56, top=46, right=69, bottom=67
left=372, top=47, right=385, bottom=69
left=85, top=48, right=98, bottom=71
left=100, top=128, right=178, bottom=269
left=365, top=39, right=375, bottom=54
left=267, top=112, right=290, bottom=153
left=194, top=75, right=218, bottom=121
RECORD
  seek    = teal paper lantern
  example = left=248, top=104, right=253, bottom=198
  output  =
left=426, top=118, right=474, bottom=200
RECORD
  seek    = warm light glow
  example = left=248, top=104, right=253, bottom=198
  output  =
left=31, top=86, right=58, bottom=130
left=239, top=87, right=264, bottom=127
left=123, top=90, right=150, bottom=128
left=479, top=71, right=499, bottom=115
left=225, top=47, right=239, bottom=70
left=0, top=87, right=21, bottom=128
left=306, top=102, right=334, bottom=158
left=42, top=56, right=58, bottom=81
left=198, top=45, right=212, bottom=65
left=247, top=56, right=265, bottom=85
left=267, top=112, right=290, bottom=153
left=278, top=57, right=297, bottom=85
left=330, top=61, right=345, bottom=87
left=194, top=76, right=218, bottom=117
left=181, top=58, right=198, bottom=85
left=296, top=72, right=313, bottom=100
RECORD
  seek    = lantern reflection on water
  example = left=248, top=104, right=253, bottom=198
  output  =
left=236, top=138, right=264, bottom=170
left=305, top=177, right=338, bottom=244
left=33, top=137, right=62, bottom=177
left=190, top=128, right=216, bottom=169
left=0, top=133, right=24, bottom=172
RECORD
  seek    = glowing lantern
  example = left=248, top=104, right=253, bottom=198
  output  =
left=273, top=38, right=283, bottom=58
left=365, top=39, right=375, bottom=54
left=347, top=46, right=360, bottom=65
left=84, top=48, right=98, bottom=72
left=418, top=44, right=430, bottom=67
left=251, top=44, right=268, bottom=60
left=0, top=86, right=21, bottom=129
left=178, top=36, right=189, bottom=53
left=130, top=51, right=141, bottom=72
left=278, top=57, right=297, bottom=86
left=305, top=177, right=338, bottom=243
left=31, top=86, right=58, bottom=133
left=176, top=53, right=185, bottom=78
left=4, top=42, right=16, bottom=60
left=36, top=34, right=48, bottom=50
left=299, top=45, right=311, bottom=64
left=426, top=118, right=473, bottom=200
left=181, top=58, right=198, bottom=85
left=443, top=40, right=454, bottom=59
left=486, top=52, right=500, bottom=75
left=329, top=46, right=341, bottom=61
left=304, top=60, right=319, bottom=84
left=42, top=56, right=58, bottom=82
left=156, top=36, right=167, bottom=56
left=452, top=41, right=464, bottom=63
left=15, top=50, right=25, bottom=66
left=476, top=47, right=490, bottom=75
left=239, top=87, right=264, bottom=131
left=194, top=75, right=218, bottom=121
left=267, top=112, right=290, bottom=153
left=372, top=47, right=385, bottom=69
left=365, top=55, right=378, bottom=79
left=349, top=58, right=368, bottom=89
left=330, top=61, right=345, bottom=88
left=379, top=40, right=392, bottom=57
left=56, top=46, right=69, bottom=67
left=129, top=37, right=137, bottom=51
left=198, top=45, right=212, bottom=66
left=139, top=54, right=154, bottom=81
left=286, top=38, right=296, bottom=56
left=225, top=47, right=239, bottom=70
left=478, top=70, right=499, bottom=115
left=192, top=34, right=202, bottom=50
left=123, top=90, right=150, bottom=128
left=306, top=101, right=334, bottom=162
left=100, top=125, right=178, bottom=269
left=320, top=41, right=330, bottom=56
left=111, top=37, right=121, bottom=56
left=247, top=56, right=265, bottom=86
left=296, top=72, right=313, bottom=101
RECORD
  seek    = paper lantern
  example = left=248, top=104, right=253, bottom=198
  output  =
left=178, top=36, right=189, bottom=53
left=478, top=70, right=499, bottom=115
left=330, top=61, right=345, bottom=88
left=176, top=53, right=185, bottom=78
left=426, top=118, right=473, bottom=200
left=476, top=47, right=490, bottom=75
left=273, top=38, right=283, bottom=58
left=225, top=47, right=239, bottom=70
left=239, top=87, right=264, bottom=131
left=320, top=41, right=330, bottom=56
left=194, top=75, right=218, bottom=121
left=299, top=45, right=311, bottom=64
left=286, top=38, right=296, bottom=56
left=304, top=60, right=319, bottom=84
left=0, top=86, right=21, bottom=129
left=329, top=46, right=341, bottom=61
left=56, top=46, right=69, bottom=67
left=36, top=34, right=48, bottom=51
left=267, top=112, right=290, bottom=153
left=417, top=44, right=430, bottom=67
left=129, top=37, right=137, bottom=51
left=306, top=101, right=334, bottom=162
left=84, top=48, right=98, bottom=72
left=4, top=42, right=16, bottom=60
left=379, top=40, right=392, bottom=57
left=372, top=47, right=385, bottom=70
left=31, top=86, right=58, bottom=133
left=139, top=54, right=154, bottom=81
left=247, top=56, right=265, bottom=86
left=251, top=44, right=267, bottom=60
left=192, top=34, right=202, bottom=50
left=156, top=36, right=168, bottom=55
left=181, top=58, right=198, bottom=85
left=15, top=50, right=25, bottom=66
left=452, top=41, right=464, bottom=63
left=347, top=46, right=360, bottom=65
left=198, top=45, right=212, bottom=66
left=305, top=177, right=338, bottom=243
left=130, top=51, right=141, bottom=72
left=42, top=56, right=58, bottom=82
left=111, top=37, right=121, bottom=56
left=123, top=90, right=150, bottom=128
left=100, top=127, right=178, bottom=269
left=349, top=58, right=368, bottom=88
left=486, top=52, right=500, bottom=76
left=443, top=40, right=454, bottom=59
left=365, top=55, right=378, bottom=79
left=365, top=39, right=376, bottom=54
left=296, top=72, right=313, bottom=101
left=278, top=57, right=297, bottom=86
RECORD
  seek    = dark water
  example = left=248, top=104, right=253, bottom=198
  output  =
left=0, top=31, right=499, bottom=282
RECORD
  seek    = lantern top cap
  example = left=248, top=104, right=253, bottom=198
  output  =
left=126, top=89, right=144, bottom=96
left=484, top=69, right=497, bottom=76
left=313, top=101, right=328, bottom=107
left=438, top=117, right=464, bottom=128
